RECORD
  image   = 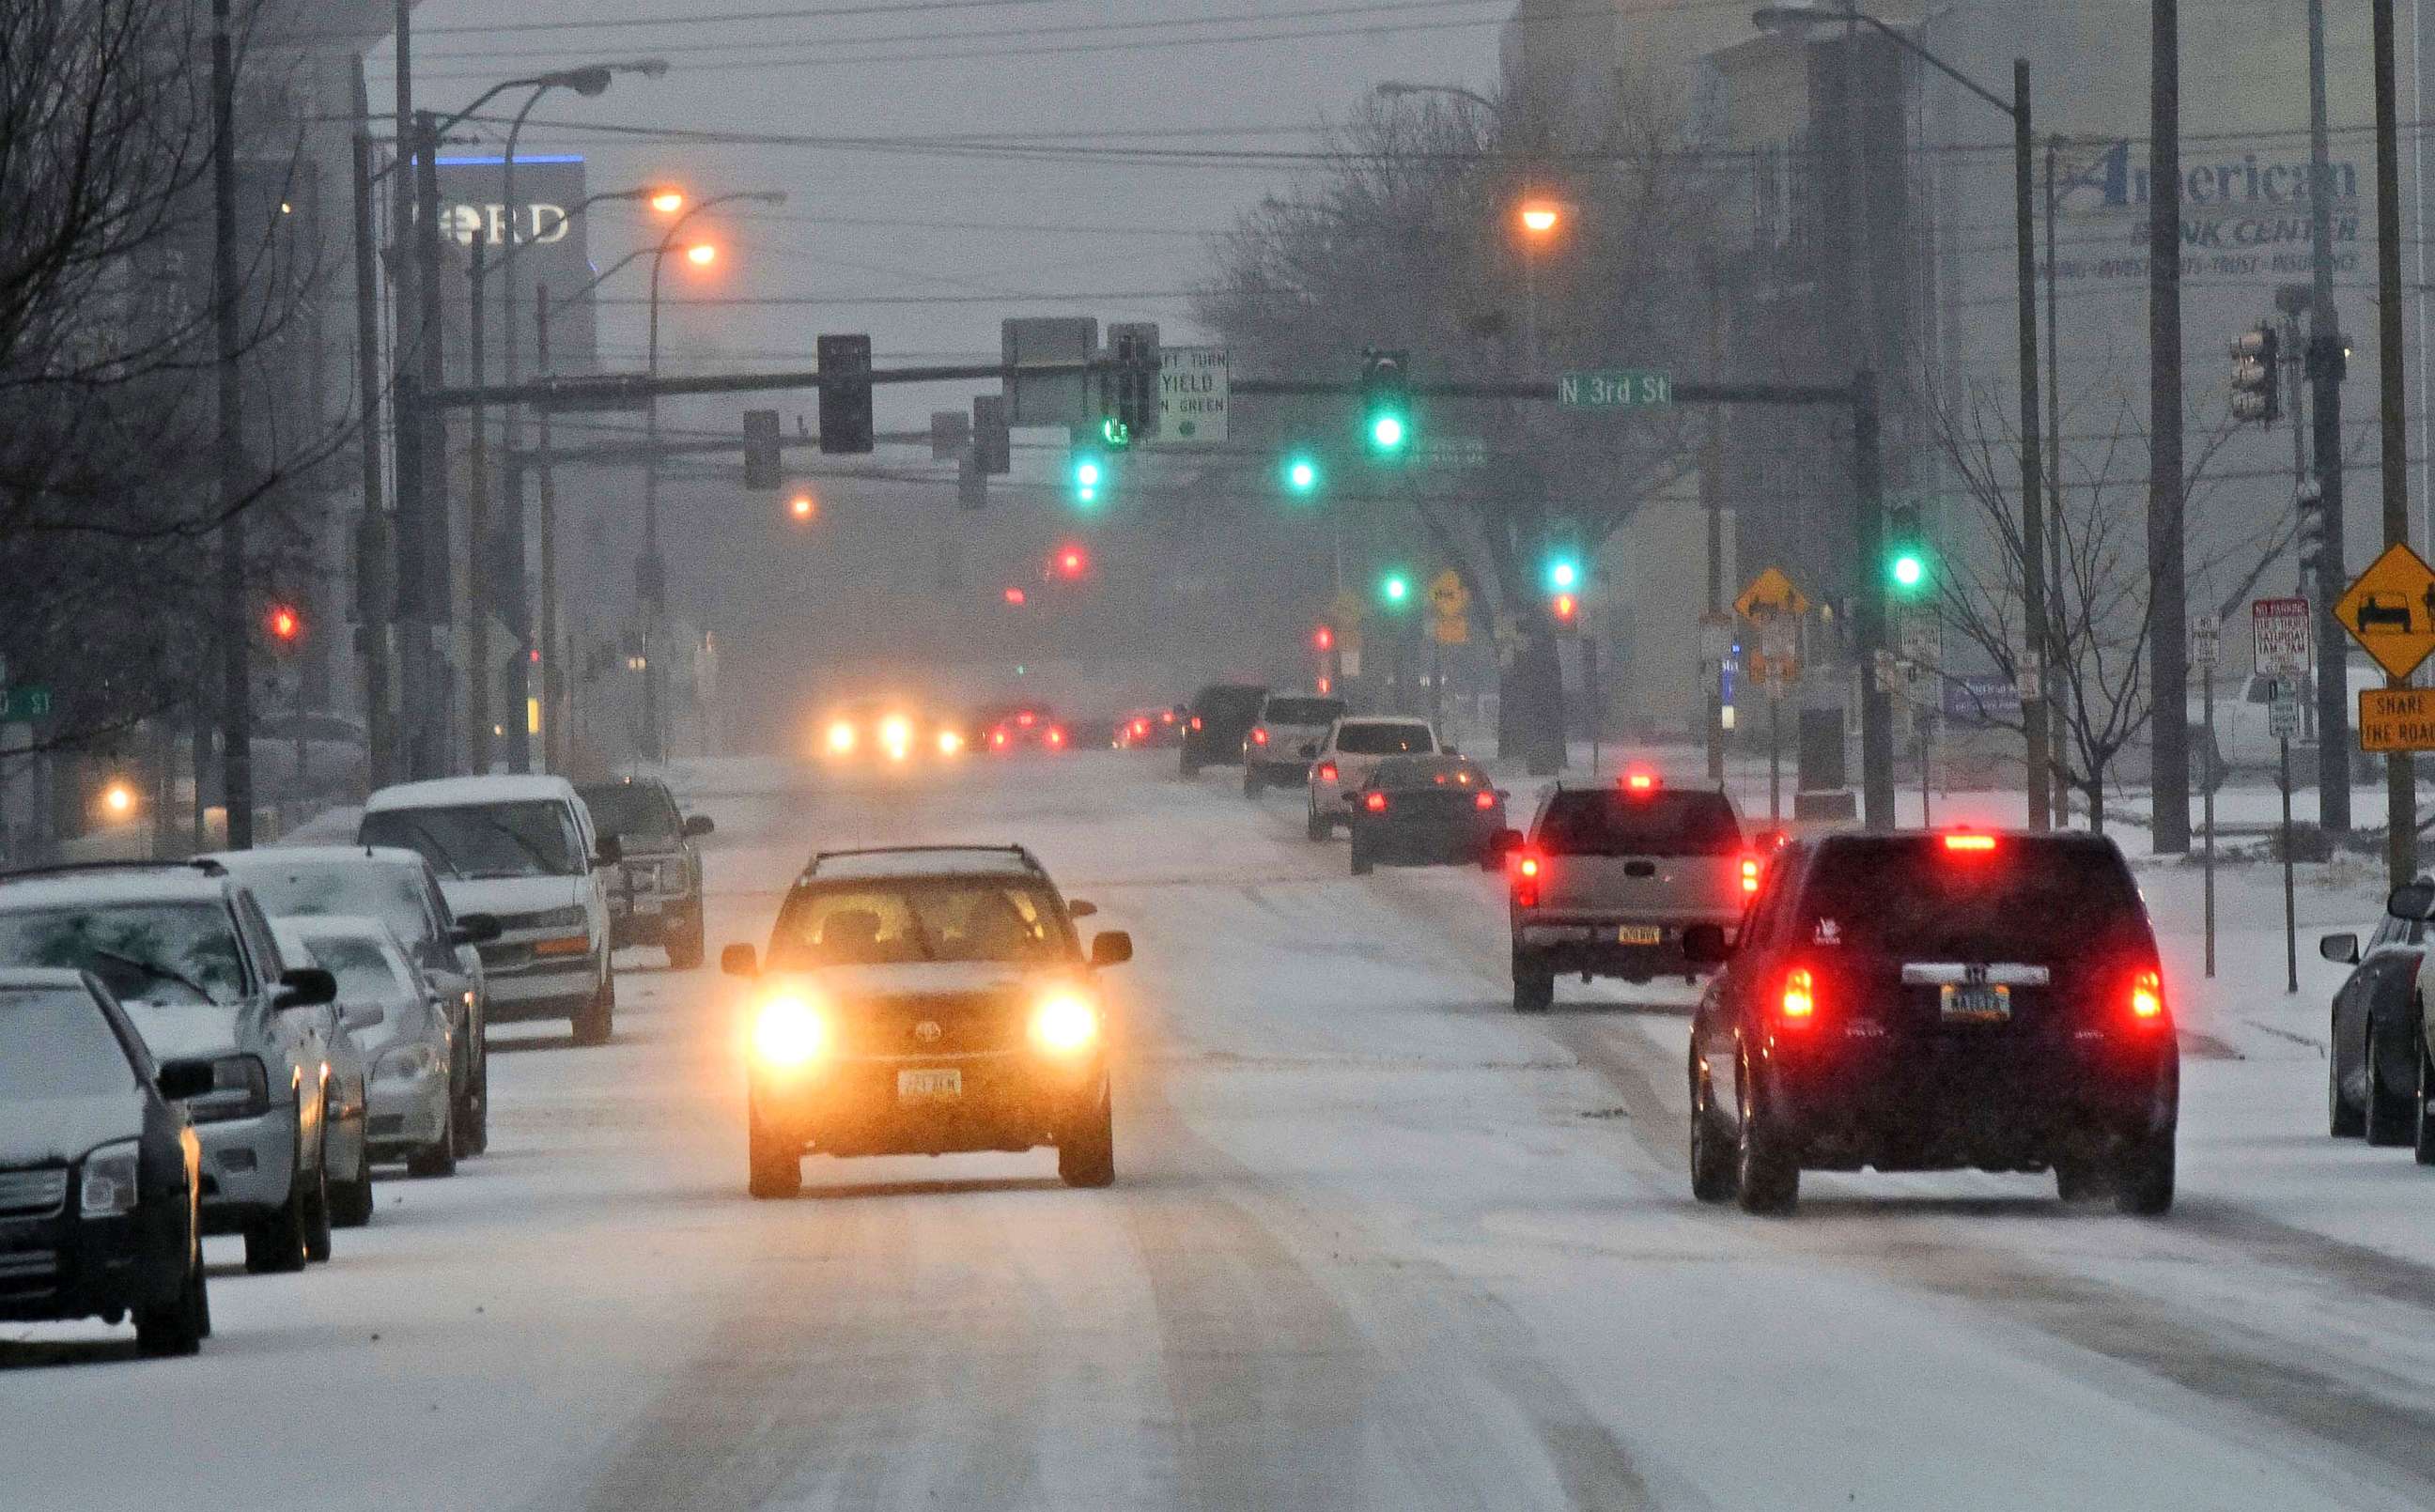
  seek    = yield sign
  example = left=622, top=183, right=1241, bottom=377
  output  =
left=2334, top=541, right=2435, bottom=680
left=1734, top=566, right=1809, bottom=622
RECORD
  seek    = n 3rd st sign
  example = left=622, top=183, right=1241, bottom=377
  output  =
left=2359, top=688, right=2435, bottom=752
left=1558, top=370, right=1672, bottom=409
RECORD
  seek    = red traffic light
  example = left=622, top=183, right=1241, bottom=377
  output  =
left=266, top=605, right=302, bottom=641
left=1314, top=625, right=1335, bottom=651
left=1003, top=586, right=1029, bottom=607
left=1551, top=592, right=1579, bottom=624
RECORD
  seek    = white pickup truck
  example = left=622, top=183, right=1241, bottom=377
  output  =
left=2190, top=662, right=2382, bottom=784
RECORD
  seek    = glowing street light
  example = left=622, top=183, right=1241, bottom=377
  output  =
left=1519, top=200, right=1562, bottom=237
left=789, top=492, right=817, bottom=523
left=100, top=781, right=137, bottom=821
left=684, top=242, right=718, bottom=268
left=650, top=189, right=686, bottom=214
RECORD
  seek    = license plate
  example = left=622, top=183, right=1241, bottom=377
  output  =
left=1940, top=983, right=2011, bottom=1023
left=896, top=1068, right=962, bottom=1103
left=1617, top=925, right=1663, bottom=946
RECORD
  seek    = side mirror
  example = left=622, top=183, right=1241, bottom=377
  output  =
left=1090, top=931, right=1134, bottom=968
left=721, top=943, right=759, bottom=978
left=156, top=1058, right=216, bottom=1103
left=594, top=835, right=624, bottom=868
left=451, top=913, right=504, bottom=946
left=1299, top=742, right=1319, bottom=760
left=1068, top=900, right=1098, bottom=918
left=1682, top=924, right=1735, bottom=966
left=2387, top=881, right=2435, bottom=921
left=2319, top=932, right=2362, bottom=966
left=274, top=967, right=338, bottom=1011
left=341, top=1003, right=387, bottom=1033
left=683, top=814, right=716, bottom=838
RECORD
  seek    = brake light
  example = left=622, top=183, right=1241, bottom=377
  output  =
left=990, top=728, right=1009, bottom=749
left=1622, top=769, right=1658, bottom=794
left=1162, top=710, right=1175, bottom=724
left=1317, top=762, right=1338, bottom=783
left=1133, top=719, right=1149, bottom=737
left=1190, top=716, right=1203, bottom=731
left=1779, top=966, right=1817, bottom=1025
left=1251, top=727, right=1269, bottom=746
left=1363, top=791, right=1388, bottom=812
left=2130, top=967, right=2164, bottom=1025
left=1741, top=856, right=1761, bottom=894
left=1047, top=727, right=1067, bottom=748
left=1512, top=852, right=1542, bottom=908
left=1942, top=832, right=1997, bottom=853
left=1475, top=791, right=1497, bottom=810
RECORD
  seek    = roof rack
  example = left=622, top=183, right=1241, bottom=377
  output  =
left=0, top=857, right=229, bottom=884
left=805, top=843, right=1046, bottom=875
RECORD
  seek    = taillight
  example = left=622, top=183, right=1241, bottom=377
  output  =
left=1512, top=852, right=1542, bottom=908
left=990, top=728, right=1009, bottom=748
left=1942, top=832, right=1997, bottom=854
left=1190, top=716, right=1203, bottom=731
left=1017, top=710, right=1036, bottom=728
left=2130, top=967, right=2164, bottom=1025
left=1622, top=769, right=1658, bottom=794
left=1363, top=791, right=1388, bottom=812
left=1779, top=966, right=1817, bottom=1026
left=1474, top=791, right=1497, bottom=810
left=1251, top=727, right=1269, bottom=746
left=1317, top=762, right=1338, bottom=783
left=1741, top=856, right=1761, bottom=894
left=1133, top=719, right=1148, bottom=737
left=1047, top=727, right=1067, bottom=748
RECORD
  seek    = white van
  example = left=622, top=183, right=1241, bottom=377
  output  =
left=358, top=776, right=620, bottom=1044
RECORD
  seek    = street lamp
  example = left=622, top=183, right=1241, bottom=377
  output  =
left=1751, top=2, right=2053, bottom=828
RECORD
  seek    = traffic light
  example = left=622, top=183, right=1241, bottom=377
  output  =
left=972, top=394, right=1012, bottom=475
left=1550, top=591, right=1581, bottom=632
left=743, top=409, right=782, bottom=490
left=1314, top=624, right=1335, bottom=652
left=787, top=491, right=817, bottom=524
left=1543, top=552, right=1581, bottom=594
left=1360, top=349, right=1412, bottom=456
left=1379, top=570, right=1412, bottom=608
left=1283, top=453, right=1321, bottom=498
left=1109, top=323, right=1159, bottom=446
left=1069, top=437, right=1108, bottom=508
left=1885, top=501, right=1929, bottom=594
left=2296, top=482, right=2329, bottom=575
left=817, top=333, right=874, bottom=454
left=2231, top=326, right=2280, bottom=424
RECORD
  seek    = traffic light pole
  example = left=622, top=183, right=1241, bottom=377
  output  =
left=2306, top=0, right=2351, bottom=834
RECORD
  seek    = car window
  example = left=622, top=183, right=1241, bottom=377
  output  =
left=1195, top=687, right=1267, bottom=720
left=1263, top=698, right=1345, bottom=726
left=362, top=801, right=582, bottom=879
left=578, top=783, right=683, bottom=843
left=1796, top=837, right=2147, bottom=957
left=1335, top=722, right=1435, bottom=755
left=0, top=984, right=140, bottom=1098
left=0, top=903, right=248, bottom=1008
left=230, top=860, right=436, bottom=948
left=1536, top=791, right=1741, bottom=856
left=2367, top=915, right=2397, bottom=950
left=770, top=881, right=1074, bottom=967
left=290, top=935, right=407, bottom=1001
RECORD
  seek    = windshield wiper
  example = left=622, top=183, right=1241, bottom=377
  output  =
left=479, top=818, right=565, bottom=874
left=92, top=947, right=215, bottom=1004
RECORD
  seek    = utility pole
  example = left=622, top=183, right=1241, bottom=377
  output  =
left=211, top=0, right=252, bottom=850
left=1703, top=255, right=1727, bottom=784
left=414, top=111, right=454, bottom=775
left=1854, top=369, right=1894, bottom=829
left=2308, top=0, right=2352, bottom=833
left=2148, top=0, right=2191, bottom=855
left=2373, top=0, right=2415, bottom=887
left=350, top=132, right=395, bottom=789
left=467, top=237, right=492, bottom=773
left=2011, top=58, right=2051, bottom=831
left=390, top=2, right=434, bottom=780
left=2043, top=134, right=2071, bottom=825
left=536, top=285, right=564, bottom=774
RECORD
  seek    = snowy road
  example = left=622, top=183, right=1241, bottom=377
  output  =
left=9, top=753, right=2435, bottom=1510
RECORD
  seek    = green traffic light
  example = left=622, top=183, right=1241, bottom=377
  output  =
left=1073, top=455, right=1105, bottom=508
left=1285, top=456, right=1320, bottom=495
left=1370, top=413, right=1407, bottom=452
left=1380, top=572, right=1411, bottom=607
left=1076, top=459, right=1102, bottom=488
left=1546, top=558, right=1579, bottom=592
left=1100, top=415, right=1131, bottom=449
left=1890, top=551, right=1926, bottom=590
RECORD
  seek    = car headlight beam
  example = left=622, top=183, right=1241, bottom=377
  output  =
left=825, top=720, right=857, bottom=755
left=1029, top=992, right=1100, bottom=1055
left=752, top=993, right=830, bottom=1070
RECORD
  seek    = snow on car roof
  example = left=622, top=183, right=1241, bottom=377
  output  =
left=207, top=845, right=430, bottom=873
left=364, top=775, right=579, bottom=811
left=806, top=846, right=1045, bottom=883
left=0, top=867, right=232, bottom=909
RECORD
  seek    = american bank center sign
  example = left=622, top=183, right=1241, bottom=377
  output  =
left=2051, top=140, right=2362, bottom=282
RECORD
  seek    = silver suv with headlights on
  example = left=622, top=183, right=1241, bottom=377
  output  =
left=721, top=845, right=1133, bottom=1198
left=0, top=862, right=341, bottom=1273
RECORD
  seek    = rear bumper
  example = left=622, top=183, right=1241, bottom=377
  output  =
left=1247, top=758, right=1310, bottom=782
left=0, top=1209, right=186, bottom=1325
left=752, top=1052, right=1107, bottom=1157
left=1355, top=821, right=1500, bottom=863
left=609, top=897, right=698, bottom=948
left=1514, top=916, right=1738, bottom=979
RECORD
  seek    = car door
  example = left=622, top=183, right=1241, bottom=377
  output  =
left=1696, top=847, right=1801, bottom=1128
left=237, top=892, right=327, bottom=1162
left=567, top=798, right=612, bottom=960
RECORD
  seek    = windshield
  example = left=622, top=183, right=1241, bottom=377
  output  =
left=1337, top=723, right=1435, bottom=755
left=0, top=985, right=140, bottom=1099
left=287, top=934, right=407, bottom=1003
left=578, top=784, right=682, bottom=844
left=769, top=881, right=1073, bottom=967
left=362, top=802, right=581, bottom=879
left=1537, top=791, right=1740, bottom=856
left=0, top=903, right=247, bottom=1008
left=229, top=861, right=433, bottom=947
left=1799, top=838, right=2148, bottom=957
left=1262, top=698, right=1345, bottom=726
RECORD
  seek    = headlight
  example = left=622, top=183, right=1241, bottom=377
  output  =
left=752, top=993, right=830, bottom=1070
left=879, top=714, right=914, bottom=759
left=374, top=1041, right=446, bottom=1084
left=184, top=1055, right=271, bottom=1123
left=1028, top=992, right=1100, bottom=1055
left=526, top=905, right=588, bottom=931
left=938, top=729, right=964, bottom=755
left=81, top=1140, right=140, bottom=1217
left=826, top=719, right=857, bottom=755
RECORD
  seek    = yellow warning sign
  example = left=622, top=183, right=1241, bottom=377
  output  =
left=2360, top=687, right=2435, bottom=751
left=1735, top=566, right=1809, bottom=623
left=1428, top=569, right=1469, bottom=620
left=2334, top=542, right=2435, bottom=679
left=1433, top=615, right=1470, bottom=646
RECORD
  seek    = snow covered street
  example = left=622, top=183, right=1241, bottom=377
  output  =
left=8, top=752, right=2435, bottom=1510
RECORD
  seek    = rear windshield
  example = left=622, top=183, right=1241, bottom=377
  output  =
left=1797, top=837, right=2147, bottom=956
left=1535, top=790, right=1739, bottom=856
left=1194, top=687, right=1267, bottom=718
left=1337, top=723, right=1435, bottom=755
left=1263, top=698, right=1345, bottom=726
left=1373, top=756, right=1489, bottom=789
left=579, top=783, right=682, bottom=844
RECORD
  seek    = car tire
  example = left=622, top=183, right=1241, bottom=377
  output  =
left=2331, top=1026, right=2366, bottom=1138
left=1243, top=768, right=1264, bottom=798
left=330, top=1138, right=375, bottom=1228
left=2415, top=1041, right=2435, bottom=1167
left=1733, top=1051, right=1799, bottom=1216
left=666, top=917, right=706, bottom=971
left=2053, top=1157, right=2106, bottom=1203
left=463, top=1037, right=490, bottom=1157
left=1349, top=838, right=1373, bottom=876
left=301, top=1141, right=333, bottom=1265
left=572, top=972, right=615, bottom=1047
left=409, top=1091, right=458, bottom=1178
left=1688, top=1059, right=1739, bottom=1204
left=1058, top=1079, right=1117, bottom=1189
left=747, top=1103, right=802, bottom=1199
left=135, top=1234, right=207, bottom=1358
left=1306, top=806, right=1330, bottom=842
left=2367, top=1023, right=2415, bottom=1146
left=2114, top=1129, right=2176, bottom=1216
left=1512, top=952, right=1554, bottom=1014
left=242, top=1137, right=313, bottom=1275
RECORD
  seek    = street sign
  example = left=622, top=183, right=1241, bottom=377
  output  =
left=0, top=687, right=52, bottom=721
left=1698, top=612, right=1732, bottom=661
left=1418, top=436, right=1488, bottom=470
left=1340, top=646, right=1363, bottom=679
left=1153, top=346, right=1228, bottom=445
left=1428, top=570, right=1468, bottom=620
left=2192, top=612, right=2223, bottom=669
left=2251, top=596, right=2311, bottom=676
left=1734, top=566, right=1809, bottom=622
left=1942, top=674, right=2023, bottom=726
left=2359, top=687, right=2435, bottom=750
left=2270, top=682, right=2303, bottom=740
left=1900, top=613, right=1941, bottom=667
left=2332, top=544, right=2435, bottom=679
left=1557, top=370, right=1673, bottom=409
